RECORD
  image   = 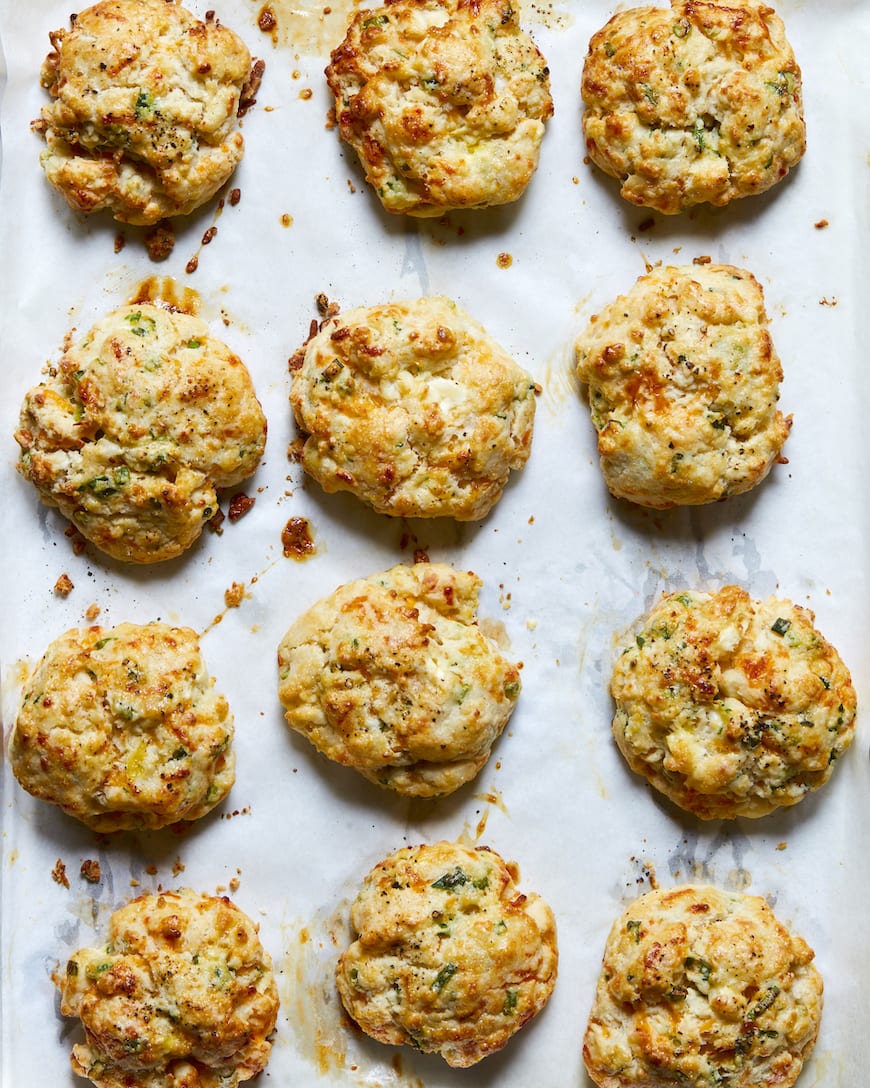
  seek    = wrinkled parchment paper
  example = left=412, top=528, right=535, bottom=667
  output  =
left=2, top=1, right=870, bottom=1083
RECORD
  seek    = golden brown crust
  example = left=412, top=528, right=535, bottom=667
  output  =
left=575, top=264, right=790, bottom=508
left=55, top=889, right=279, bottom=1088
left=610, top=587, right=857, bottom=819
left=581, top=0, right=806, bottom=213
left=10, top=623, right=234, bottom=832
left=337, top=841, right=558, bottom=1066
left=15, top=302, right=266, bottom=563
left=291, top=296, right=536, bottom=520
left=325, top=0, right=553, bottom=215
left=36, top=0, right=252, bottom=224
left=277, top=563, right=520, bottom=796
left=583, top=885, right=823, bottom=1088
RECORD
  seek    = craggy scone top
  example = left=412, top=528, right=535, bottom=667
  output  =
left=291, top=296, right=536, bottom=520
left=583, top=885, right=823, bottom=1088
left=337, top=841, right=558, bottom=1066
left=35, top=0, right=254, bottom=224
left=582, top=0, right=806, bottom=213
left=16, top=301, right=266, bottom=563
left=55, top=889, right=279, bottom=1088
left=326, top=0, right=553, bottom=215
left=277, top=562, right=521, bottom=796
left=575, top=264, right=790, bottom=508
left=610, top=586, right=856, bottom=819
left=10, top=623, right=234, bottom=832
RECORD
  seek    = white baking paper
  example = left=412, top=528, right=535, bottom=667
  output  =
left=2, top=1, right=869, bottom=1084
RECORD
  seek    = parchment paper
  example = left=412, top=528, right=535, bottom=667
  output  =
left=2, top=1, right=869, bottom=1084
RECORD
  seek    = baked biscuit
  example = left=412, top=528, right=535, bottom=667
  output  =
left=277, top=562, right=520, bottom=796
left=583, top=884, right=823, bottom=1088
left=581, top=0, right=805, bottom=213
left=337, top=841, right=558, bottom=1066
left=55, top=889, right=279, bottom=1088
left=575, top=264, right=790, bottom=507
left=325, top=0, right=553, bottom=216
left=291, top=296, right=536, bottom=520
left=35, top=0, right=254, bottom=225
left=610, top=586, right=856, bottom=819
left=10, top=623, right=234, bottom=832
left=15, top=301, right=267, bottom=563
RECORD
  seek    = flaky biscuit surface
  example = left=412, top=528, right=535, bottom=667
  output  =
left=582, top=0, right=805, bottom=213
left=610, top=586, right=856, bottom=819
left=337, top=841, right=557, bottom=1066
left=575, top=264, right=790, bottom=508
left=10, top=623, right=234, bottom=831
left=55, top=889, right=279, bottom=1088
left=326, top=0, right=552, bottom=215
left=16, top=301, right=266, bottom=563
left=291, top=296, right=536, bottom=520
left=583, top=884, right=823, bottom=1088
left=277, top=562, right=520, bottom=796
left=36, top=0, right=252, bottom=224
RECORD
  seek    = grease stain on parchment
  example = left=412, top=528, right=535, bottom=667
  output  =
left=479, top=617, right=511, bottom=650
left=247, top=0, right=572, bottom=58
left=280, top=909, right=426, bottom=1085
left=541, top=345, right=580, bottom=417
left=128, top=275, right=200, bottom=314
left=248, top=0, right=367, bottom=56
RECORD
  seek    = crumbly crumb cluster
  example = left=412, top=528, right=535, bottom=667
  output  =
left=583, top=885, right=823, bottom=1088
left=277, top=562, right=521, bottom=796
left=16, top=301, right=266, bottom=563
left=582, top=0, right=806, bottom=212
left=576, top=264, right=790, bottom=508
left=292, top=296, right=536, bottom=520
left=337, top=841, right=557, bottom=1066
left=55, top=890, right=279, bottom=1088
left=11, top=623, right=235, bottom=832
left=35, top=0, right=253, bottom=224
left=326, top=0, right=553, bottom=215
left=610, top=586, right=856, bottom=819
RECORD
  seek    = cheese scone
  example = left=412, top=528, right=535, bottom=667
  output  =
left=583, top=885, right=823, bottom=1088
left=326, top=0, right=553, bottom=215
left=575, top=264, right=790, bottom=508
left=291, top=296, right=536, bottom=520
left=277, top=563, right=520, bottom=796
left=35, top=0, right=254, bottom=224
left=55, top=889, right=279, bottom=1088
left=581, top=0, right=805, bottom=213
left=16, top=301, right=267, bottom=563
left=337, top=841, right=558, bottom=1066
left=10, top=623, right=234, bottom=832
left=610, top=586, right=856, bottom=819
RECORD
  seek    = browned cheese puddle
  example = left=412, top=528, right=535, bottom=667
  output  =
left=128, top=275, right=200, bottom=315
left=282, top=516, right=316, bottom=559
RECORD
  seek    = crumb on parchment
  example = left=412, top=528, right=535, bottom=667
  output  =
left=225, top=582, right=245, bottom=608
left=206, top=508, right=226, bottom=535
left=228, top=493, right=255, bottom=521
left=54, top=573, right=74, bottom=597
left=80, top=859, right=101, bottom=883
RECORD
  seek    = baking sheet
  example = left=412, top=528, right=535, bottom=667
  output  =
left=2, top=0, right=870, bottom=1083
